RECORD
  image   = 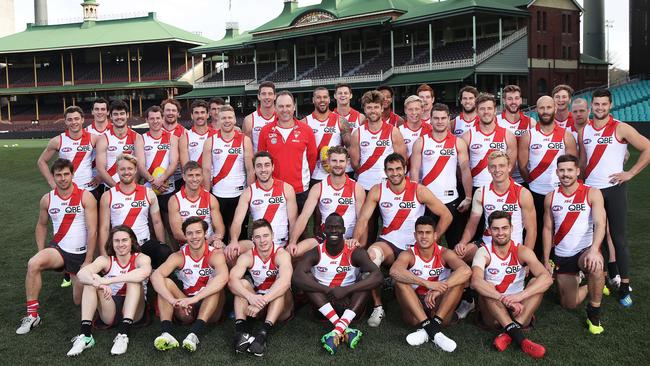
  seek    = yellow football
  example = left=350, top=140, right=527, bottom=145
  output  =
left=151, top=166, right=166, bottom=195
left=320, top=146, right=331, bottom=173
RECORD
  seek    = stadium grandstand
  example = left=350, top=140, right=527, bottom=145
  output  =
left=3, top=0, right=647, bottom=134
left=179, top=0, right=609, bottom=117
left=0, top=0, right=211, bottom=132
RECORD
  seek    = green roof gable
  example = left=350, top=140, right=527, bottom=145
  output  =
left=0, top=13, right=212, bottom=55
left=394, top=0, right=528, bottom=25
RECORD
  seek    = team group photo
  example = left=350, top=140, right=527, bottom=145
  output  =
left=0, top=0, right=648, bottom=364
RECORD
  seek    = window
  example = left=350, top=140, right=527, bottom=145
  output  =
left=568, top=46, right=572, bottom=58
left=543, top=45, right=548, bottom=58
left=562, top=14, right=567, bottom=33
left=537, top=11, right=541, bottom=31
left=542, top=12, right=547, bottom=31
left=537, top=44, right=542, bottom=58
left=537, top=78, right=548, bottom=94
left=567, top=14, right=572, bottom=33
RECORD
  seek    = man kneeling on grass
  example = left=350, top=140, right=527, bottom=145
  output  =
left=150, top=216, right=229, bottom=352
left=292, top=213, right=382, bottom=355
left=389, top=215, right=471, bottom=352
left=229, top=219, right=293, bottom=357
left=471, top=210, right=552, bottom=359
left=67, top=225, right=151, bottom=357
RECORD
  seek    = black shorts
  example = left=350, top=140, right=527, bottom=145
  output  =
left=295, top=190, right=309, bottom=214
left=91, top=184, right=106, bottom=201
left=309, top=178, right=322, bottom=189
left=377, top=238, right=408, bottom=260
left=157, top=192, right=174, bottom=213
left=554, top=247, right=590, bottom=275
left=49, top=243, right=85, bottom=274
left=174, top=178, right=184, bottom=193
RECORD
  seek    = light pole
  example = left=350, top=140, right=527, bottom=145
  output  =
left=605, top=19, right=614, bottom=87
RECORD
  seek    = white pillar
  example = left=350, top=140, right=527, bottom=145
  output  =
left=314, top=45, right=317, bottom=68
left=293, top=43, right=297, bottom=80
left=222, top=52, right=225, bottom=83
left=499, top=18, right=503, bottom=49
left=410, top=33, right=414, bottom=60
left=472, top=15, right=477, bottom=65
left=275, top=50, right=278, bottom=72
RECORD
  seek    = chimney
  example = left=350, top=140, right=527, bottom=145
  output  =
left=34, top=0, right=47, bottom=26
left=282, top=0, right=298, bottom=15
left=583, top=0, right=606, bottom=60
left=225, top=22, right=239, bottom=38
left=81, top=0, right=99, bottom=26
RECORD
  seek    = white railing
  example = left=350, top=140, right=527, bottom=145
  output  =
left=392, top=59, right=474, bottom=74
left=195, top=79, right=253, bottom=88
left=476, top=27, right=527, bottom=63
left=245, top=73, right=385, bottom=90
left=392, top=27, right=528, bottom=74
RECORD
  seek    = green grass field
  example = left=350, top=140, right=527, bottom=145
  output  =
left=1, top=138, right=648, bottom=365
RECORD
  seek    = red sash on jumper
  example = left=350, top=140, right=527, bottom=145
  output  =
left=357, top=124, right=392, bottom=175
left=212, top=131, right=244, bottom=185
left=528, top=125, right=565, bottom=181
left=553, top=184, right=589, bottom=245
left=52, top=184, right=83, bottom=244
left=584, top=117, right=617, bottom=179
left=147, top=131, right=171, bottom=175
left=422, top=133, right=456, bottom=186
left=382, top=181, right=417, bottom=236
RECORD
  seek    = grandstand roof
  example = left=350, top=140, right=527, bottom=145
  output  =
left=580, top=53, right=609, bottom=65
left=193, top=0, right=529, bottom=54
left=386, top=68, right=474, bottom=86
left=393, top=0, right=528, bottom=25
left=0, top=12, right=212, bottom=55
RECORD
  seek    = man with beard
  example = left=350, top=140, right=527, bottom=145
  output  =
left=377, top=85, right=404, bottom=127
left=136, top=106, right=179, bottom=228
left=202, top=105, right=255, bottom=244
left=349, top=91, right=406, bottom=244
left=450, top=86, right=479, bottom=137
left=99, top=154, right=169, bottom=268
left=229, top=219, right=293, bottom=356
left=416, top=84, right=435, bottom=125
left=16, top=159, right=97, bottom=335
left=389, top=216, right=471, bottom=351
left=151, top=217, right=229, bottom=352
left=353, top=153, right=452, bottom=328
left=302, top=87, right=352, bottom=185
left=496, top=85, right=536, bottom=184
left=579, top=88, right=650, bottom=307
left=286, top=146, right=366, bottom=256
left=518, top=96, right=577, bottom=259
left=258, top=91, right=317, bottom=213
left=542, top=154, right=607, bottom=334
left=96, top=100, right=141, bottom=189
left=179, top=99, right=216, bottom=170
left=410, top=103, right=472, bottom=249
left=161, top=99, right=186, bottom=191
left=225, top=151, right=298, bottom=262
left=552, top=84, right=575, bottom=129
left=169, top=161, right=225, bottom=247
left=461, top=93, right=517, bottom=190
left=243, top=81, right=277, bottom=153
left=472, top=210, right=551, bottom=359
left=398, top=95, right=432, bottom=158
left=38, top=106, right=100, bottom=197
left=292, top=213, right=383, bottom=355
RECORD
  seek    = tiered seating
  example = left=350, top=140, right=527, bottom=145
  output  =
left=7, top=68, right=34, bottom=87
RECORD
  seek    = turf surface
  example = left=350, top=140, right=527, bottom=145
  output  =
left=1, top=138, right=648, bottom=365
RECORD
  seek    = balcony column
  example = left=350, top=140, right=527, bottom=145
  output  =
left=127, top=48, right=132, bottom=82
left=254, top=48, right=258, bottom=82
left=70, top=53, right=75, bottom=85
left=293, top=43, right=297, bottom=80
left=61, top=53, right=65, bottom=85
left=35, top=96, right=39, bottom=120
left=99, top=51, right=103, bottom=84
left=33, top=56, right=38, bottom=87
left=390, top=30, right=394, bottom=68
left=5, top=57, right=8, bottom=88
left=167, top=46, right=172, bottom=80
left=137, top=48, right=142, bottom=82
left=222, top=52, right=226, bottom=83
left=472, top=15, right=477, bottom=65
left=499, top=18, right=503, bottom=49
left=429, top=23, right=433, bottom=70
left=339, top=37, right=343, bottom=77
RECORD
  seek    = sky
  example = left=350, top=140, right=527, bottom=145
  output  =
left=10, top=0, right=630, bottom=69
